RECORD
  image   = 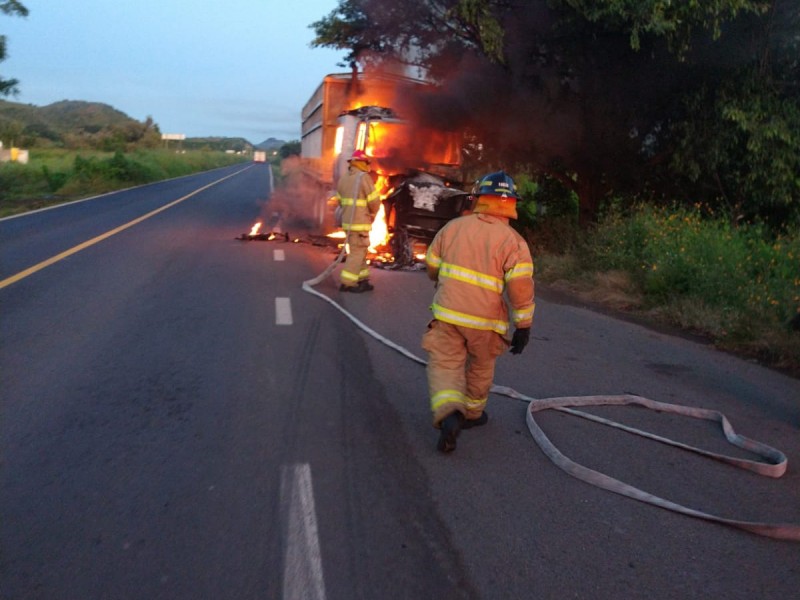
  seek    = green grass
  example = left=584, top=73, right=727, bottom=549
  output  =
left=535, top=204, right=800, bottom=374
left=0, top=148, right=249, bottom=217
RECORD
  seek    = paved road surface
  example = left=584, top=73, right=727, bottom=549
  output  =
left=2, top=163, right=798, bottom=599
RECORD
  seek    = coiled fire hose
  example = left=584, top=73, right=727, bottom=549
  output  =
left=300, top=240, right=799, bottom=541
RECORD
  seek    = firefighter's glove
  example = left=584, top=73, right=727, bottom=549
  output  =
left=510, top=327, right=530, bottom=355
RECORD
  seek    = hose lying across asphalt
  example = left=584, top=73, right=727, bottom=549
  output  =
left=301, top=252, right=800, bottom=541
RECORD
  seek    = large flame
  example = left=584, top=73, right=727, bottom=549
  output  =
left=249, top=221, right=262, bottom=236
left=348, top=76, right=398, bottom=112
left=369, top=203, right=389, bottom=251
left=368, top=175, right=394, bottom=251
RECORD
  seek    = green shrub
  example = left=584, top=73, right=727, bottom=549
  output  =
left=531, top=202, right=798, bottom=371
left=41, top=165, right=68, bottom=192
left=513, top=173, right=581, bottom=255
left=0, top=161, right=51, bottom=200
left=583, top=204, right=800, bottom=339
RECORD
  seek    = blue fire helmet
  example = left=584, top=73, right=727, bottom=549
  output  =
left=474, top=171, right=518, bottom=199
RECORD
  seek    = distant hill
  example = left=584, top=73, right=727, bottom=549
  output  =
left=38, top=100, right=135, bottom=133
left=0, top=99, right=260, bottom=152
left=0, top=99, right=159, bottom=149
left=255, top=137, right=286, bottom=150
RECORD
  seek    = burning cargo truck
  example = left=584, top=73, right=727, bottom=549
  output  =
left=300, top=71, right=471, bottom=265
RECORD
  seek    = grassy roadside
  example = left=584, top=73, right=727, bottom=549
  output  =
left=0, top=148, right=249, bottom=218
left=527, top=205, right=800, bottom=377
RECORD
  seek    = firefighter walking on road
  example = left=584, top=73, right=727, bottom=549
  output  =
left=422, top=171, right=535, bottom=453
left=337, top=149, right=381, bottom=293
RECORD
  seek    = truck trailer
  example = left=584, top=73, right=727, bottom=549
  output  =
left=300, top=71, right=470, bottom=265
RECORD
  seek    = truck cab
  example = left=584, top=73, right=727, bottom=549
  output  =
left=301, top=72, right=469, bottom=265
left=332, top=105, right=469, bottom=264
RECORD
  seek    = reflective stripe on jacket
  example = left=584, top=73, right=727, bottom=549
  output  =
left=425, top=213, right=535, bottom=335
left=336, top=169, right=380, bottom=232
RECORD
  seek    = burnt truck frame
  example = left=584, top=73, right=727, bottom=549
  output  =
left=300, top=72, right=469, bottom=265
left=341, top=105, right=470, bottom=266
left=382, top=172, right=472, bottom=266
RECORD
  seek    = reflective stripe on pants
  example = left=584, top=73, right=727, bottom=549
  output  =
left=421, top=319, right=506, bottom=426
left=341, top=231, right=370, bottom=286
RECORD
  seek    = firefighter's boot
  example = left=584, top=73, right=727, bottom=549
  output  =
left=437, top=411, right=464, bottom=453
left=357, top=280, right=374, bottom=292
left=461, top=411, right=489, bottom=430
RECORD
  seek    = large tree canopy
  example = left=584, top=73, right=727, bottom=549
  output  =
left=311, top=0, right=799, bottom=229
left=0, top=0, right=28, bottom=96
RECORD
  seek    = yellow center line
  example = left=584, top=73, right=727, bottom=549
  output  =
left=0, top=165, right=252, bottom=291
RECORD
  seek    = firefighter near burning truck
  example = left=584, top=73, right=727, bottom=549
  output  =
left=300, top=71, right=470, bottom=266
left=336, top=149, right=381, bottom=292
left=293, top=76, right=800, bottom=539
left=423, top=171, right=535, bottom=454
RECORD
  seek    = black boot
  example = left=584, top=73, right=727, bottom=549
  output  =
left=461, top=411, right=489, bottom=430
left=357, top=279, right=374, bottom=291
left=437, top=412, right=464, bottom=453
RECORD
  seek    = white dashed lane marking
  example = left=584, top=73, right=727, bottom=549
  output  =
left=281, top=463, right=327, bottom=600
left=275, top=297, right=293, bottom=326
left=274, top=249, right=285, bottom=261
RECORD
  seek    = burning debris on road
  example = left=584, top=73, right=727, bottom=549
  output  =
left=235, top=219, right=428, bottom=271
left=236, top=154, right=468, bottom=272
left=236, top=221, right=292, bottom=242
left=236, top=220, right=350, bottom=250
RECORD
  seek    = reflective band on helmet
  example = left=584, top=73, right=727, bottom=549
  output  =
left=439, top=262, right=504, bottom=293
left=431, top=303, right=509, bottom=334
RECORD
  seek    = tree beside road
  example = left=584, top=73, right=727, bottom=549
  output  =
left=312, top=0, right=800, bottom=229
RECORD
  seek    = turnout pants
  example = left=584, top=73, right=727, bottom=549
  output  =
left=340, top=231, right=371, bottom=287
left=422, top=319, right=507, bottom=427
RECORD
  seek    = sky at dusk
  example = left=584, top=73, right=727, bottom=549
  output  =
left=1, top=0, right=347, bottom=143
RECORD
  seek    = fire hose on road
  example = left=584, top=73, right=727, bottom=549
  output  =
left=301, top=248, right=800, bottom=542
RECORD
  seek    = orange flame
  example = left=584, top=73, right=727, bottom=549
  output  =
left=368, top=175, right=394, bottom=251
left=369, top=203, right=389, bottom=251
left=249, top=221, right=262, bottom=236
